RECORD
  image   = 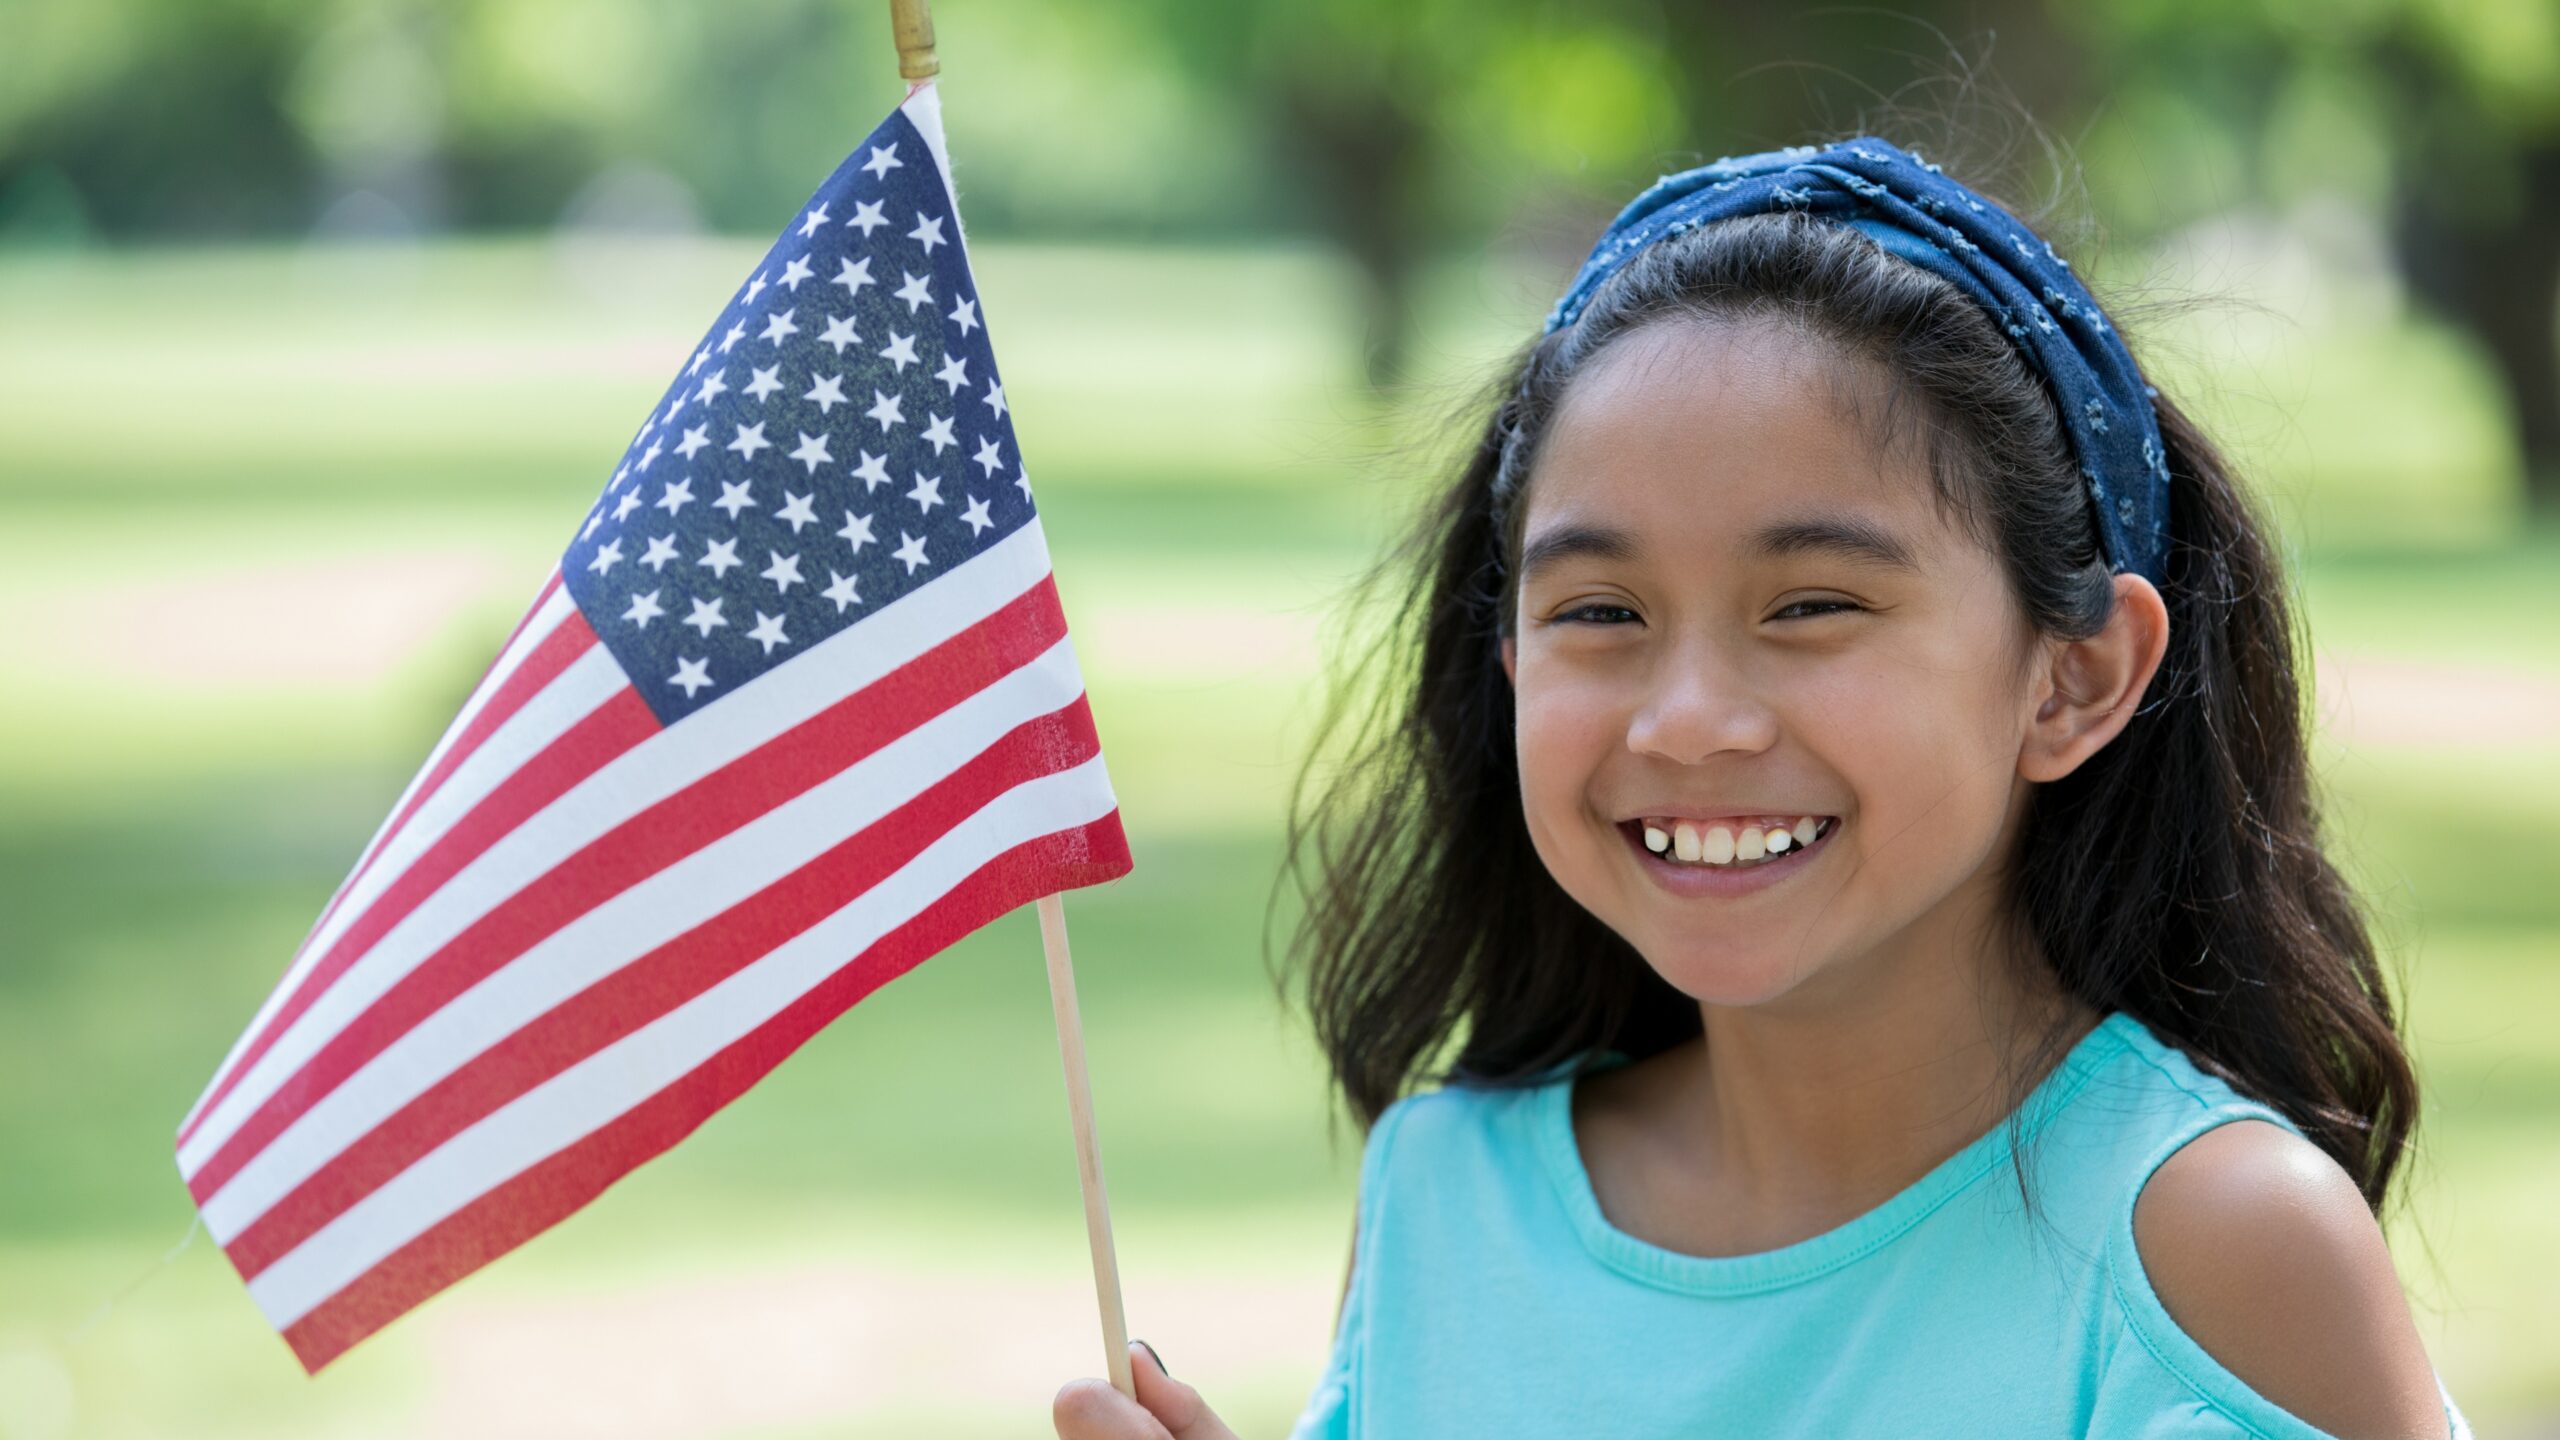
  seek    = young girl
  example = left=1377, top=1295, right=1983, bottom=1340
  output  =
left=1054, top=136, right=2473, bottom=1439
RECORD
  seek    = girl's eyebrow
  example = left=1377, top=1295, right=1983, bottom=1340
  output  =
left=1516, top=514, right=1919, bottom=585
left=1516, top=523, right=1639, bottom=586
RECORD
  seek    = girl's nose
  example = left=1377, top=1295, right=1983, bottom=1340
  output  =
left=1625, top=655, right=1779, bottom=766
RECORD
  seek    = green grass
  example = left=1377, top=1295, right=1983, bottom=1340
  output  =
left=0, top=235, right=2553, bottom=1436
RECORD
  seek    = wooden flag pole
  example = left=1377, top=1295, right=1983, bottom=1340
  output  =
left=884, top=0, right=1138, bottom=1405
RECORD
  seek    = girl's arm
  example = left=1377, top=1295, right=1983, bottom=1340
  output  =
left=2132, top=1120, right=2449, bottom=1439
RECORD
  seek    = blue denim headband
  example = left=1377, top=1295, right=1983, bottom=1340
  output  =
left=1543, top=137, right=2169, bottom=586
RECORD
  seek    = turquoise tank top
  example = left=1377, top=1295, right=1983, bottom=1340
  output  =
left=1288, top=1009, right=2471, bottom=1439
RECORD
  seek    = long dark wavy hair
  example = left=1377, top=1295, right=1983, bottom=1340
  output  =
left=1273, top=152, right=2421, bottom=1216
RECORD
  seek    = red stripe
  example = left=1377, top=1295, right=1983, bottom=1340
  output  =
left=182, top=609, right=604, bottom=1150
left=186, top=578, right=1069, bottom=1205
left=224, top=698, right=1103, bottom=1277
left=269, top=809, right=1133, bottom=1373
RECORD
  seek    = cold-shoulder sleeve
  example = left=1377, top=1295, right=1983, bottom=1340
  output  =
left=1284, top=1093, right=1423, bottom=1440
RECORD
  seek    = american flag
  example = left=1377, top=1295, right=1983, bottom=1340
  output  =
left=172, top=80, right=1133, bottom=1373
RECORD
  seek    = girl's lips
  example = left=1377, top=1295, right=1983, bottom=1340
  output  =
left=1615, top=815, right=1840, bottom=898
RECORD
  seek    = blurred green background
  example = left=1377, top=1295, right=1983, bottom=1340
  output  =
left=2, top=1, right=2556, bottom=1436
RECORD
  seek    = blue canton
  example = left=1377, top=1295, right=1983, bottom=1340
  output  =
left=561, top=108, right=1034, bottom=724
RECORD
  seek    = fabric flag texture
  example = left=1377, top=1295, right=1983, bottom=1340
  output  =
left=173, top=79, right=1133, bottom=1373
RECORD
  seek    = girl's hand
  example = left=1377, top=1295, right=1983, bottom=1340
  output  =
left=1053, top=1339, right=1242, bottom=1440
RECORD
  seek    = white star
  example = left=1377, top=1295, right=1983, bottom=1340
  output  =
left=760, top=309, right=799, bottom=346
left=865, top=390, right=905, bottom=432
left=920, top=412, right=957, bottom=454
left=892, top=531, right=931, bottom=574
left=778, top=254, right=813, bottom=291
left=862, top=142, right=903, bottom=179
left=728, top=422, right=772, bottom=461
left=837, top=509, right=875, bottom=551
left=982, top=380, right=1008, bottom=420
left=640, top=534, right=680, bottom=570
left=822, top=569, right=861, bottom=613
left=682, top=596, right=728, bottom=637
left=581, top=509, right=604, bottom=540
left=746, top=610, right=791, bottom=655
left=851, top=450, right=892, bottom=491
left=786, top=431, right=832, bottom=474
left=894, top=271, right=934, bottom=312
left=744, top=365, right=783, bottom=402
left=1015, top=466, right=1033, bottom=501
left=714, top=479, right=757, bottom=518
left=973, top=436, right=1004, bottom=477
left=878, top=331, right=919, bottom=372
left=623, top=588, right=665, bottom=629
left=777, top=490, right=818, bottom=532
left=948, top=296, right=979, bottom=335
left=818, top=312, right=860, bottom=355
left=688, top=345, right=713, bottom=376
left=695, top=369, right=730, bottom=406
left=846, top=198, right=888, bottom=235
left=699, top=537, right=743, bottom=578
left=907, top=471, right=943, bottom=513
left=805, top=372, right=848, bottom=414
left=908, top=212, right=947, bottom=254
left=742, top=272, right=768, bottom=307
left=611, top=461, right=630, bottom=490
left=612, top=489, right=642, bottom=522
left=719, top=318, right=749, bottom=354
left=831, top=256, right=875, bottom=299
left=635, top=439, right=664, bottom=472
left=675, top=424, right=711, bottom=460
left=934, top=353, right=970, bottom=395
left=656, top=477, right=696, bottom=516
left=761, top=551, right=804, bottom=594
left=797, top=203, right=830, bottom=238
left=660, top=392, right=684, bottom=426
left=669, top=656, right=714, bottom=697
left=960, top=495, right=993, bottom=536
left=587, top=538, right=624, bottom=574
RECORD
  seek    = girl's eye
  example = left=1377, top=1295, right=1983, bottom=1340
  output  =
left=1555, top=602, right=1639, bottom=625
left=1775, top=599, right=1861, bottom=620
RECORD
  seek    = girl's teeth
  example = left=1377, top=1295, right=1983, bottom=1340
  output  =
left=1642, top=817, right=1833, bottom=868
left=1702, top=825, right=1736, bottom=864
left=1766, top=828, right=1791, bottom=853
left=1673, top=823, right=1703, bottom=862
left=1644, top=825, right=1669, bottom=854
left=1792, top=815, right=1820, bottom=846
left=1737, top=826, right=1767, bottom=861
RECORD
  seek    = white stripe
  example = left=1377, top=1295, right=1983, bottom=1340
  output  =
left=247, top=753, right=1117, bottom=1328
left=180, top=582, right=578, bottom=1136
left=179, top=520, right=1058, bottom=1177
left=200, top=636, right=1087, bottom=1240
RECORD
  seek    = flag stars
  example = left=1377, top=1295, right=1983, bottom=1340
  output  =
left=935, top=353, right=970, bottom=395
left=762, top=549, right=805, bottom=594
left=862, top=142, right=903, bottom=179
left=657, top=477, right=696, bottom=517
left=674, top=424, right=710, bottom=460
left=746, top=611, right=791, bottom=655
left=982, top=380, right=1008, bottom=420
left=623, top=588, right=665, bottom=629
left=846, top=198, right=889, bottom=236
left=851, top=450, right=892, bottom=491
left=907, top=471, right=944, bottom=513
left=688, top=345, right=713, bottom=376
left=742, top=272, right=769, bottom=307
left=728, top=422, right=773, bottom=461
left=831, top=256, right=875, bottom=299
left=894, top=271, right=934, bottom=312
left=805, top=372, right=849, bottom=414
left=745, top=365, right=784, bottom=403
left=822, top=569, right=861, bottom=613
left=879, top=331, right=919, bottom=372
left=797, top=203, right=831, bottom=238
left=972, top=435, right=1004, bottom=477
left=641, top=534, right=681, bottom=571
left=892, top=531, right=931, bottom=574
left=588, top=538, right=625, bottom=575
left=920, top=412, right=957, bottom=455
left=699, top=537, right=744, bottom=578
left=682, top=596, right=728, bottom=637
left=960, top=495, right=994, bottom=536
left=866, top=389, right=906, bottom=433
left=636, top=438, right=664, bottom=471
left=760, top=309, right=800, bottom=346
left=908, top=212, right=947, bottom=254
left=818, top=313, right=861, bottom=355
left=837, top=509, right=875, bottom=552
left=719, top=319, right=749, bottom=354
left=778, top=254, right=813, bottom=291
left=777, top=490, right=819, bottom=532
left=670, top=656, right=714, bottom=697
left=948, top=296, right=979, bottom=335
left=695, top=369, right=730, bottom=406
left=714, top=479, right=758, bottom=518
left=1015, top=467, right=1033, bottom=502
left=612, top=489, right=643, bottom=522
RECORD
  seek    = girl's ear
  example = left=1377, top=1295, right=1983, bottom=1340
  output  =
left=1500, top=633, right=1518, bottom=686
left=2018, top=574, right=2170, bottom=783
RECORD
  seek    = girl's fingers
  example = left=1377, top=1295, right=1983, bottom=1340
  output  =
left=1051, top=1342, right=1242, bottom=1440
left=1127, top=1340, right=1244, bottom=1440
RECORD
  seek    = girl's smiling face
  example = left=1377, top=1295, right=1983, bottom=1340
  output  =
left=1501, top=313, right=2067, bottom=1010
